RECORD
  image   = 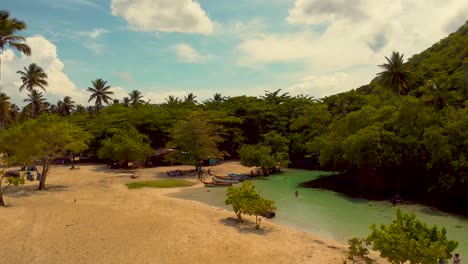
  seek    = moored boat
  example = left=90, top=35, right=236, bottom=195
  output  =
left=213, top=176, right=240, bottom=184
left=227, top=173, right=250, bottom=180
left=203, top=181, right=233, bottom=187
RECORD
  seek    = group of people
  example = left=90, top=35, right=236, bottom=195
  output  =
left=195, top=166, right=215, bottom=182
left=26, top=166, right=41, bottom=181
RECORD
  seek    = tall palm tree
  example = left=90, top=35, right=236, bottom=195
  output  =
left=87, top=78, right=113, bottom=110
left=377, top=51, right=411, bottom=97
left=184, top=93, right=197, bottom=104
left=0, top=10, right=31, bottom=93
left=128, top=90, right=145, bottom=106
left=0, top=92, right=11, bottom=128
left=23, top=89, right=47, bottom=118
left=17, top=63, right=48, bottom=92
left=57, top=96, right=75, bottom=116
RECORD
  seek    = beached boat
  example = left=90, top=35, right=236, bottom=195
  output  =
left=203, top=181, right=233, bottom=187
left=213, top=176, right=240, bottom=184
left=227, top=173, right=250, bottom=180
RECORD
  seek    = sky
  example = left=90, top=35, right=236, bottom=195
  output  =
left=1, top=0, right=467, bottom=106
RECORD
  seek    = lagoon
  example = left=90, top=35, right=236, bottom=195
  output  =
left=170, top=169, right=468, bottom=258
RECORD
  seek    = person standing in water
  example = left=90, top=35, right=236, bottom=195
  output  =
left=294, top=190, right=298, bottom=198
left=453, top=253, right=461, bottom=264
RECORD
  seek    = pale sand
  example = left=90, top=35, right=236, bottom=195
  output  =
left=0, top=161, right=388, bottom=264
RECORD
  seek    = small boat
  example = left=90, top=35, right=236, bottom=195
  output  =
left=227, top=173, right=250, bottom=180
left=213, top=176, right=240, bottom=184
left=203, top=181, right=232, bottom=187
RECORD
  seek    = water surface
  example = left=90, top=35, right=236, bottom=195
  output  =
left=170, top=169, right=468, bottom=257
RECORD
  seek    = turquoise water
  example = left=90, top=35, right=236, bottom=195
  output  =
left=170, top=169, right=468, bottom=257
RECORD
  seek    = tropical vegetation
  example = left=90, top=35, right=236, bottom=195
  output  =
left=0, top=10, right=467, bottom=214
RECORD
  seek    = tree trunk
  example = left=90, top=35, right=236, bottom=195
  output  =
left=0, top=194, right=5, bottom=207
left=236, top=212, right=243, bottom=222
left=38, top=162, right=49, bottom=190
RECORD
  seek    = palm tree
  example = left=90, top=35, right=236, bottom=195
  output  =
left=212, top=93, right=225, bottom=103
left=87, top=78, right=113, bottom=110
left=9, top=103, right=19, bottom=122
left=377, top=51, right=411, bottom=97
left=17, top=63, right=48, bottom=92
left=75, top=104, right=86, bottom=114
left=57, top=96, right=75, bottom=116
left=0, top=92, right=11, bottom=128
left=122, top=97, right=131, bottom=107
left=23, top=89, right=47, bottom=118
left=128, top=90, right=145, bottom=106
left=165, top=95, right=181, bottom=105
left=0, top=10, right=31, bottom=93
left=184, top=93, right=197, bottom=104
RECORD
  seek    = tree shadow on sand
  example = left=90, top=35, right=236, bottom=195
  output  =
left=5, top=184, right=69, bottom=199
left=219, top=217, right=272, bottom=235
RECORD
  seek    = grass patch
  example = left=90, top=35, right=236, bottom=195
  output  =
left=126, top=180, right=196, bottom=189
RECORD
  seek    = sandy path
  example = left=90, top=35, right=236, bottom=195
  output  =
left=0, top=162, right=387, bottom=264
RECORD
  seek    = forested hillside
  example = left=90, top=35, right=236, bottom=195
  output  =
left=305, top=20, right=468, bottom=214
left=1, top=10, right=467, bottom=213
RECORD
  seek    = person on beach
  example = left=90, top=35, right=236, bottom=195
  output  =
left=294, top=190, right=298, bottom=198
left=453, top=253, right=461, bottom=264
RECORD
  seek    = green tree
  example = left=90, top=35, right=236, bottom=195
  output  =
left=87, top=78, right=113, bottom=110
left=183, top=93, right=197, bottom=104
left=166, top=111, right=223, bottom=165
left=0, top=169, right=25, bottom=207
left=225, top=181, right=276, bottom=228
left=346, top=238, right=374, bottom=264
left=165, top=95, right=181, bottom=105
left=57, top=96, right=75, bottom=116
left=238, top=144, right=276, bottom=175
left=128, top=90, right=145, bottom=106
left=0, top=114, right=89, bottom=190
left=17, top=63, right=48, bottom=93
left=0, top=92, right=11, bottom=128
left=23, top=89, right=47, bottom=118
left=0, top=10, right=31, bottom=93
left=97, top=127, right=153, bottom=166
left=367, top=209, right=458, bottom=264
left=377, top=51, right=411, bottom=97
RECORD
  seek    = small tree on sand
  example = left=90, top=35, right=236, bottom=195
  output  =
left=367, top=209, right=458, bottom=264
left=225, top=181, right=276, bottom=229
left=0, top=114, right=89, bottom=190
left=0, top=169, right=25, bottom=207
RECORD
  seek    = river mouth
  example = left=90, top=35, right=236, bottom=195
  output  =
left=169, top=169, right=468, bottom=258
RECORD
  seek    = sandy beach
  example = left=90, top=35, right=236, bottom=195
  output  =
left=0, top=161, right=387, bottom=264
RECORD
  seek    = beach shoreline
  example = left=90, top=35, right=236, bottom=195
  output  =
left=0, top=162, right=388, bottom=263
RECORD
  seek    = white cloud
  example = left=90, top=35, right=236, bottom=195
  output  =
left=171, top=44, right=212, bottom=63
left=237, top=0, right=468, bottom=97
left=286, top=68, right=376, bottom=98
left=79, top=28, right=109, bottom=39
left=76, top=28, right=109, bottom=54
left=1, top=36, right=91, bottom=106
left=111, top=0, right=214, bottom=35
left=112, top=71, right=133, bottom=82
